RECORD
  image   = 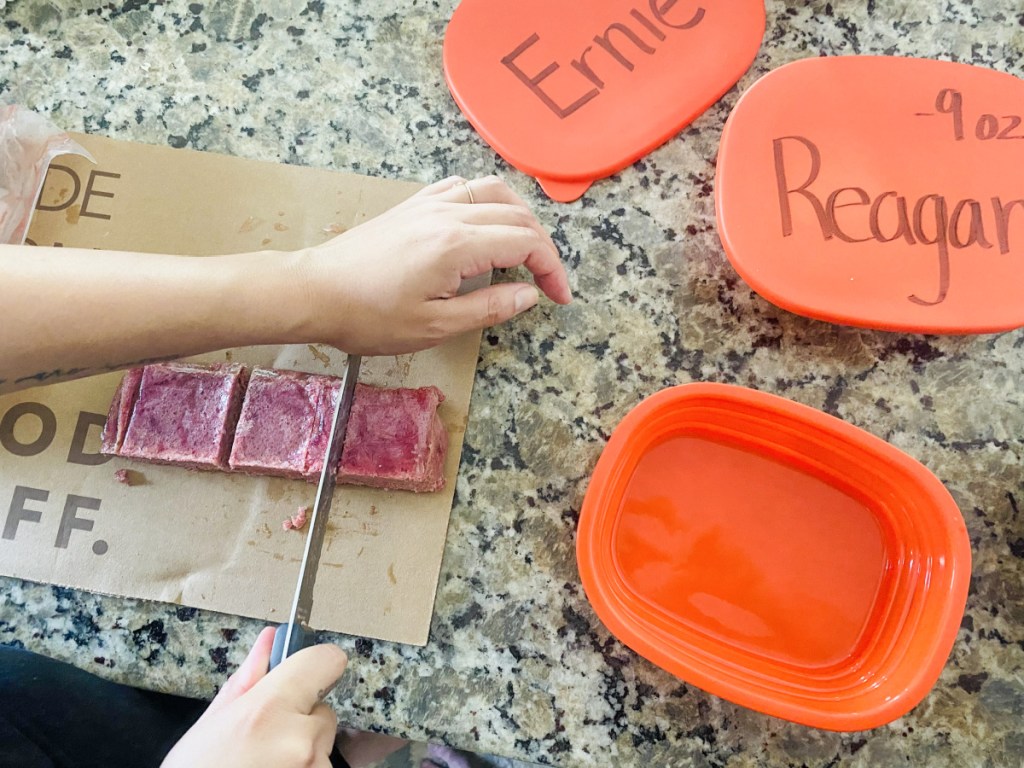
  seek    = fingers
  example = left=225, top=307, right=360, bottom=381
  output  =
left=447, top=178, right=572, bottom=304
left=236, top=626, right=277, bottom=690
left=414, top=175, right=573, bottom=304
left=413, top=175, right=468, bottom=199
left=435, top=177, right=549, bottom=243
left=254, top=642, right=348, bottom=714
left=431, top=175, right=516, bottom=207
left=429, top=282, right=540, bottom=337
left=455, top=201, right=559, bottom=264
left=459, top=206, right=569, bottom=302
left=204, top=626, right=276, bottom=718
left=443, top=224, right=571, bottom=306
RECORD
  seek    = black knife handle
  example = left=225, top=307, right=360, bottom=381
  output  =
left=269, top=622, right=312, bottom=670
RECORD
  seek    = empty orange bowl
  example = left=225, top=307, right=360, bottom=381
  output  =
left=577, top=383, right=971, bottom=731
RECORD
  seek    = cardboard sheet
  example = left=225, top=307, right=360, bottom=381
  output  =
left=0, top=134, right=482, bottom=645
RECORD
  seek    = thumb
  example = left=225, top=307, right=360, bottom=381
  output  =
left=253, top=643, right=348, bottom=714
left=202, top=626, right=276, bottom=718
left=432, top=282, right=539, bottom=335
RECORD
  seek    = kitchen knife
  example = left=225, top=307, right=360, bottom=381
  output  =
left=270, top=353, right=362, bottom=668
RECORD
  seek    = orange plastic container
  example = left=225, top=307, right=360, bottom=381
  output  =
left=577, top=383, right=971, bottom=731
left=716, top=56, right=1024, bottom=333
left=444, top=0, right=765, bottom=202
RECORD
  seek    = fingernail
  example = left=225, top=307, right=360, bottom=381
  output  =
left=514, top=286, right=539, bottom=313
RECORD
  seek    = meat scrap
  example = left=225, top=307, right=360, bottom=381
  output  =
left=282, top=505, right=309, bottom=532
left=101, top=363, right=448, bottom=493
left=113, top=468, right=132, bottom=485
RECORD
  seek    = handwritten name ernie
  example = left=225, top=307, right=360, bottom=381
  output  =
left=501, top=1, right=706, bottom=119
left=773, top=134, right=1024, bottom=306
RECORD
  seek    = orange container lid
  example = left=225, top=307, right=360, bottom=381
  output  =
left=577, top=383, right=971, bottom=731
left=443, top=0, right=765, bottom=202
left=715, top=56, right=1024, bottom=333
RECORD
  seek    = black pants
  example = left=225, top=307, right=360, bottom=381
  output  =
left=0, top=644, right=206, bottom=768
left=0, top=644, right=353, bottom=768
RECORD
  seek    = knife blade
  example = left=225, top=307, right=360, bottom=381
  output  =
left=270, top=353, right=362, bottom=668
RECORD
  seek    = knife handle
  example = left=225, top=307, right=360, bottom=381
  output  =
left=269, top=622, right=312, bottom=670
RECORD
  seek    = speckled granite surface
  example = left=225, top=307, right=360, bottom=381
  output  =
left=2, top=1, right=1023, bottom=766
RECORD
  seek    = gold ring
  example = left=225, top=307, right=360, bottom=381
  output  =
left=462, top=180, right=476, bottom=204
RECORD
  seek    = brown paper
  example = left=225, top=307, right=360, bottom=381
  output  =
left=0, top=133, right=483, bottom=646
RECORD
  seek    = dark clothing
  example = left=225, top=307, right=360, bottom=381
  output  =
left=0, top=644, right=205, bottom=768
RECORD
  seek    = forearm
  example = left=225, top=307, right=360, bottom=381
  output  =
left=0, top=245, right=311, bottom=394
left=0, top=175, right=571, bottom=394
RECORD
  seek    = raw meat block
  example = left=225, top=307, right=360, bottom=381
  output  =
left=101, top=362, right=449, bottom=492
left=116, top=362, right=248, bottom=471
left=100, top=366, right=144, bottom=454
left=229, top=368, right=326, bottom=479
left=330, top=383, right=448, bottom=493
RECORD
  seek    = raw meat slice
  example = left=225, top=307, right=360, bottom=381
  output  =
left=117, top=362, right=248, bottom=471
left=228, top=368, right=326, bottom=479
left=100, top=367, right=144, bottom=454
left=333, top=384, right=448, bottom=493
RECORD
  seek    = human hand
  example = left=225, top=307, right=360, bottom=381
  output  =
left=295, top=175, right=573, bottom=355
left=161, top=627, right=347, bottom=768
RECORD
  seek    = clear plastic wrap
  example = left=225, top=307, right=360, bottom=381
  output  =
left=0, top=105, right=94, bottom=244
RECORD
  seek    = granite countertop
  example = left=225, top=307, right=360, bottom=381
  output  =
left=2, top=1, right=1023, bottom=766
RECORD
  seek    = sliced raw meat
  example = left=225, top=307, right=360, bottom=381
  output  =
left=100, top=367, right=144, bottom=454
left=117, top=362, right=248, bottom=471
left=230, top=371, right=447, bottom=491
left=102, top=363, right=448, bottom=492
left=334, top=384, right=448, bottom=493
left=228, top=368, right=327, bottom=479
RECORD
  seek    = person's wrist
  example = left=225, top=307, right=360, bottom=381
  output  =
left=220, top=248, right=319, bottom=347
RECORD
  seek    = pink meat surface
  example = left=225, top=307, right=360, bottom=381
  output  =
left=246, top=375, right=449, bottom=492
left=116, top=362, right=248, bottom=471
left=102, top=363, right=448, bottom=492
left=335, top=384, right=448, bottom=493
left=228, top=368, right=327, bottom=479
left=100, top=367, right=144, bottom=454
